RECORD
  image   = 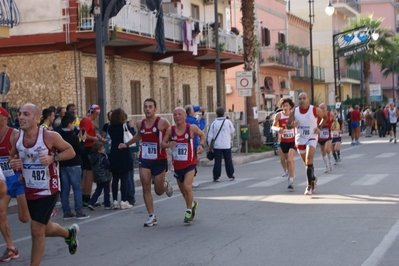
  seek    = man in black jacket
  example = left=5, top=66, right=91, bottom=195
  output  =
left=57, top=112, right=90, bottom=220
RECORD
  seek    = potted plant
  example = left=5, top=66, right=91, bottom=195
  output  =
left=230, top=27, right=240, bottom=36
left=288, top=45, right=300, bottom=54
left=299, top=47, right=310, bottom=56
left=275, top=42, right=287, bottom=51
left=268, top=56, right=276, bottom=62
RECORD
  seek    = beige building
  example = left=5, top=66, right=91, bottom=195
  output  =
left=0, top=0, right=243, bottom=118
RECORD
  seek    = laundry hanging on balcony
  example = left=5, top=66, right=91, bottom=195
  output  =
left=182, top=19, right=201, bottom=56
left=145, top=0, right=166, bottom=53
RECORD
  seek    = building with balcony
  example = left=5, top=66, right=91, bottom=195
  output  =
left=0, top=0, right=243, bottom=116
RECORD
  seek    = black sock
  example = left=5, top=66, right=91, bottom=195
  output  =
left=337, top=150, right=340, bottom=156
left=306, top=164, right=314, bottom=185
left=333, top=152, right=337, bottom=160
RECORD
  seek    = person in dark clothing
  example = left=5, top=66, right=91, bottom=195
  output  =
left=58, top=111, right=90, bottom=220
left=125, top=114, right=137, bottom=206
left=88, top=141, right=112, bottom=210
left=374, top=105, right=387, bottom=138
left=346, top=107, right=352, bottom=137
left=108, top=108, right=134, bottom=210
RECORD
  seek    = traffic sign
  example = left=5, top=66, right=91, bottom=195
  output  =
left=238, top=89, right=252, bottom=97
left=236, top=71, right=253, bottom=89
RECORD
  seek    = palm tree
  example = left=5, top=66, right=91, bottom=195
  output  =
left=342, top=15, right=393, bottom=106
left=380, top=34, right=399, bottom=102
left=241, top=0, right=262, bottom=148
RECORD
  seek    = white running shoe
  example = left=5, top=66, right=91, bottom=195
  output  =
left=113, top=200, right=120, bottom=210
left=165, top=178, right=174, bottom=197
left=304, top=186, right=312, bottom=196
left=287, top=177, right=294, bottom=189
left=329, top=163, right=333, bottom=172
left=144, top=214, right=158, bottom=227
left=192, top=181, right=199, bottom=188
left=120, top=201, right=133, bottom=210
left=324, top=167, right=329, bottom=173
left=282, top=171, right=288, bottom=177
left=312, top=176, right=318, bottom=193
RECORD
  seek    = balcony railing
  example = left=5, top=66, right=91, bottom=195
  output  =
left=332, top=0, right=360, bottom=12
left=76, top=3, right=243, bottom=54
left=293, top=65, right=325, bottom=81
left=260, top=47, right=302, bottom=68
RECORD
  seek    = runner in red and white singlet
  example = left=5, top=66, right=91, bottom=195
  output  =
left=162, top=107, right=205, bottom=224
left=271, top=98, right=296, bottom=189
left=287, top=93, right=327, bottom=196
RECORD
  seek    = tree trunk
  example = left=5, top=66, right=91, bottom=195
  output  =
left=364, top=60, right=371, bottom=106
left=241, top=0, right=262, bottom=148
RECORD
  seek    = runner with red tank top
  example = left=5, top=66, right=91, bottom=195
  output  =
left=271, top=98, right=296, bottom=189
left=318, top=103, right=334, bottom=173
left=350, top=105, right=362, bottom=145
left=120, top=98, right=173, bottom=227
left=162, top=107, right=205, bottom=224
left=9, top=103, right=79, bottom=266
left=330, top=109, right=344, bottom=165
left=287, top=93, right=327, bottom=196
left=0, top=107, right=30, bottom=262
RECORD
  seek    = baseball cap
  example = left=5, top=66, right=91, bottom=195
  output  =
left=0, top=107, right=9, bottom=118
left=87, top=104, right=101, bottom=115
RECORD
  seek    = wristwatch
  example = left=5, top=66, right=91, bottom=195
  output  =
left=54, top=153, right=60, bottom=162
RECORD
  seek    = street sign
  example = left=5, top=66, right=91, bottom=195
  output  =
left=0, top=72, right=10, bottom=95
left=370, top=84, right=382, bottom=102
left=238, top=89, right=252, bottom=97
left=236, top=71, right=253, bottom=89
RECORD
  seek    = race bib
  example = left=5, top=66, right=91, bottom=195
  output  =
left=141, top=142, right=157, bottom=159
left=282, top=129, right=294, bottom=139
left=298, top=126, right=310, bottom=136
left=22, top=164, right=48, bottom=189
left=0, top=156, right=14, bottom=177
left=172, top=143, right=188, bottom=161
left=320, top=128, right=330, bottom=138
left=332, top=131, right=339, bottom=138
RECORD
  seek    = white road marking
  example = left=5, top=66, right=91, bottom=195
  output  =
left=343, top=154, right=365, bottom=159
left=298, top=174, right=342, bottom=186
left=375, top=153, right=396, bottom=158
left=247, top=176, right=285, bottom=188
left=351, top=174, right=389, bottom=186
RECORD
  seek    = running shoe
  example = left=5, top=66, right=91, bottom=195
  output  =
left=113, top=200, right=120, bottom=210
left=165, top=178, right=174, bottom=197
left=65, top=224, right=79, bottom=255
left=395, top=139, right=397, bottom=144
left=324, top=167, right=329, bottom=173
left=287, top=177, right=294, bottom=189
left=192, top=182, right=199, bottom=188
left=75, top=210, right=90, bottom=220
left=144, top=214, right=158, bottom=227
left=184, top=211, right=193, bottom=223
left=329, top=163, right=333, bottom=172
left=213, top=178, right=220, bottom=182
left=94, top=202, right=102, bottom=208
left=282, top=171, right=288, bottom=177
left=87, top=205, right=95, bottom=211
left=191, top=200, right=199, bottom=220
left=312, top=176, right=318, bottom=193
left=0, top=247, right=19, bottom=262
left=63, top=212, right=75, bottom=221
left=304, top=186, right=312, bottom=196
left=390, top=138, right=393, bottom=142
left=334, top=160, right=338, bottom=165
left=338, top=156, right=341, bottom=162
left=229, top=176, right=235, bottom=181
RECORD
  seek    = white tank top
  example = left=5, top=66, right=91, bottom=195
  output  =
left=16, top=127, right=59, bottom=199
left=294, top=105, right=318, bottom=143
left=388, top=108, right=397, bottom=123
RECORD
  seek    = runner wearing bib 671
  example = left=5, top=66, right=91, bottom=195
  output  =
left=287, top=93, right=327, bottom=196
left=318, top=103, right=333, bottom=173
left=9, top=104, right=79, bottom=266
left=119, top=98, right=174, bottom=227
left=271, top=98, right=296, bottom=189
left=161, top=107, right=206, bottom=224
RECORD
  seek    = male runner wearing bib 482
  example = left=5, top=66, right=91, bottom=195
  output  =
left=120, top=98, right=173, bottom=227
left=287, top=93, right=327, bottom=196
left=9, top=104, right=79, bottom=266
left=162, top=107, right=206, bottom=224
left=271, top=98, right=296, bottom=189
left=318, top=103, right=334, bottom=173
left=0, top=107, right=30, bottom=262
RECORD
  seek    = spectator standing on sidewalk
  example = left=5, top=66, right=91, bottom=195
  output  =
left=350, top=105, right=362, bottom=145
left=161, top=107, right=206, bottom=223
left=207, top=107, right=235, bottom=182
left=374, top=106, right=387, bottom=138
left=57, top=111, right=90, bottom=220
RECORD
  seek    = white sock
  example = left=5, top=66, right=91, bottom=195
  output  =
left=323, top=155, right=328, bottom=167
left=186, top=209, right=192, bottom=213
left=327, top=153, right=332, bottom=164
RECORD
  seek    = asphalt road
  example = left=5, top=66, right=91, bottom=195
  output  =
left=3, top=135, right=399, bottom=266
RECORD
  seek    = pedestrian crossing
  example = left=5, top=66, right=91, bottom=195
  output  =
left=193, top=173, right=392, bottom=191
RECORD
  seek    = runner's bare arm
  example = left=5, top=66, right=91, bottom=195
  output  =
left=316, top=107, right=328, bottom=128
left=286, top=111, right=296, bottom=129
left=9, top=130, right=21, bottom=170
left=159, top=118, right=171, bottom=131
left=47, top=131, right=75, bottom=161
left=271, top=113, right=282, bottom=132
left=161, top=128, right=175, bottom=149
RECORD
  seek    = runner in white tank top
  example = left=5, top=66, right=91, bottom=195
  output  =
left=388, top=102, right=399, bottom=143
left=287, top=93, right=327, bottom=196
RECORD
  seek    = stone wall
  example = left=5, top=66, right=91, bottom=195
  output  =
left=0, top=50, right=221, bottom=118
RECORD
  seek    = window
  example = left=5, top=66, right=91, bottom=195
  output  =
left=191, top=4, right=199, bottom=20
left=261, top=27, right=270, bottom=46
left=84, top=77, right=98, bottom=111
left=218, top=13, right=223, bottom=29
left=278, top=32, right=285, bottom=43
left=131, top=80, right=142, bottom=115
left=183, top=84, right=191, bottom=107
left=207, top=86, right=214, bottom=112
